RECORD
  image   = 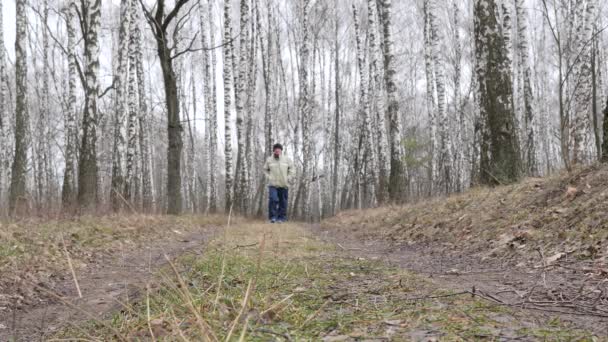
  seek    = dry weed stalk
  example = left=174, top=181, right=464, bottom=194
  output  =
left=60, top=233, right=82, bottom=298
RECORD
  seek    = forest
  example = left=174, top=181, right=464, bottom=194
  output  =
left=1, top=0, right=608, bottom=340
left=0, top=0, right=605, bottom=219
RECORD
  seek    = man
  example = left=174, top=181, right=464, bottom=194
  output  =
left=263, top=143, right=295, bottom=223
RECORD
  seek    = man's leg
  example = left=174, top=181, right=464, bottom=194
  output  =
left=278, top=187, right=288, bottom=221
left=268, top=186, right=279, bottom=222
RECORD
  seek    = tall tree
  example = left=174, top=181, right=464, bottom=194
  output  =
left=474, top=0, right=521, bottom=185
left=124, top=0, right=139, bottom=203
left=9, top=0, right=30, bottom=215
left=224, top=0, right=235, bottom=212
left=0, top=0, right=7, bottom=205
left=515, top=0, right=537, bottom=175
left=379, top=0, right=406, bottom=202
left=78, top=0, right=102, bottom=211
left=141, top=0, right=192, bottom=214
left=234, top=0, right=251, bottom=212
left=368, top=0, right=389, bottom=202
left=353, top=4, right=377, bottom=205
left=62, top=0, right=78, bottom=209
left=207, top=0, right=219, bottom=212
left=111, top=0, right=132, bottom=211
left=299, top=0, right=313, bottom=217
left=133, top=1, right=153, bottom=211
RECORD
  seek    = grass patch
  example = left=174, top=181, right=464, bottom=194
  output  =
left=55, top=222, right=596, bottom=341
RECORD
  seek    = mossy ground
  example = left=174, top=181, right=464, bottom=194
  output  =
left=56, top=222, right=596, bottom=341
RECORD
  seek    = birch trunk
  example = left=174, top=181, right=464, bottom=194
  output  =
left=208, top=0, right=219, bottom=212
left=474, top=0, right=521, bottom=185
left=134, top=2, right=153, bottom=212
left=111, top=0, right=132, bottom=211
left=62, top=0, right=78, bottom=209
left=299, top=0, right=312, bottom=218
left=368, top=0, right=389, bottom=203
left=78, top=0, right=102, bottom=210
left=353, top=5, right=377, bottom=205
left=124, top=0, right=139, bottom=203
left=0, top=0, right=8, bottom=206
left=224, top=0, right=235, bottom=212
left=9, top=0, right=29, bottom=215
left=234, top=0, right=250, bottom=213
left=515, top=0, right=537, bottom=174
left=380, top=0, right=406, bottom=202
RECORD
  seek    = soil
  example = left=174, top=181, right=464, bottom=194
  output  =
left=0, top=229, right=217, bottom=342
left=315, top=225, right=608, bottom=337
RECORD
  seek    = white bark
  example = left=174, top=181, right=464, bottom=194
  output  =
left=368, top=0, right=389, bottom=202
left=235, top=0, right=250, bottom=212
left=125, top=0, right=138, bottom=202
left=111, top=0, right=132, bottom=210
left=224, top=0, right=235, bottom=211
left=62, top=0, right=78, bottom=208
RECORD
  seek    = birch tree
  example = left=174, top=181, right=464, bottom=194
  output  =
left=207, top=0, right=219, bottom=212
left=353, top=4, right=377, bottom=205
left=9, top=0, right=30, bottom=215
left=474, top=0, right=521, bottom=185
left=224, top=0, right=235, bottom=212
left=368, top=0, right=389, bottom=202
left=111, top=0, right=132, bottom=210
left=124, top=0, right=139, bottom=203
left=515, top=0, right=537, bottom=174
left=299, top=0, right=313, bottom=217
left=235, top=0, right=251, bottom=212
left=133, top=1, right=153, bottom=211
left=380, top=0, right=406, bottom=202
left=62, top=0, right=78, bottom=209
left=0, top=0, right=8, bottom=206
left=78, top=0, right=102, bottom=210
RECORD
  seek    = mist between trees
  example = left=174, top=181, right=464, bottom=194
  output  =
left=0, top=0, right=606, bottom=220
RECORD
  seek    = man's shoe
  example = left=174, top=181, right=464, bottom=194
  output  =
left=270, top=218, right=276, bottom=223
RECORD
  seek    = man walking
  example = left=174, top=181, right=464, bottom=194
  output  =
left=264, top=143, right=295, bottom=223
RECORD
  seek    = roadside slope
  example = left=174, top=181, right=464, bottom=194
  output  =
left=321, top=164, right=608, bottom=334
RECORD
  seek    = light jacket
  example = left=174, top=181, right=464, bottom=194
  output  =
left=263, top=154, right=295, bottom=188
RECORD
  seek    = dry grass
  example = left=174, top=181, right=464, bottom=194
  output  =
left=0, top=214, right=225, bottom=310
left=54, top=221, right=596, bottom=341
left=324, top=164, right=608, bottom=264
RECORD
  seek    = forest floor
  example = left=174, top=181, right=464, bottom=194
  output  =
left=1, top=165, right=608, bottom=341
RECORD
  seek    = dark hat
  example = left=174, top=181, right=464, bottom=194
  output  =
left=273, top=143, right=283, bottom=151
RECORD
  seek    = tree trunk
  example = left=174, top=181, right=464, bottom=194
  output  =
left=62, top=0, right=78, bottom=210
left=380, top=0, right=406, bottom=202
left=9, top=0, right=29, bottom=215
left=474, top=0, right=521, bottom=185
left=78, top=0, right=102, bottom=211
left=223, top=0, right=235, bottom=212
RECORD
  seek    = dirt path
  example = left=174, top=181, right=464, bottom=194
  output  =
left=314, top=225, right=608, bottom=337
left=0, top=230, right=216, bottom=342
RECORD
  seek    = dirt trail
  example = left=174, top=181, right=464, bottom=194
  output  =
left=0, top=230, right=215, bottom=342
left=315, top=225, right=608, bottom=337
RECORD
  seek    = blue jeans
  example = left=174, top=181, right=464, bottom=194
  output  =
left=268, top=186, right=288, bottom=221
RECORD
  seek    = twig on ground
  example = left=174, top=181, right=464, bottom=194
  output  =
left=253, top=328, right=293, bottom=341
left=146, top=283, right=156, bottom=342
left=225, top=279, right=253, bottom=341
left=233, top=242, right=258, bottom=249
left=300, top=299, right=331, bottom=328
left=60, top=233, right=82, bottom=298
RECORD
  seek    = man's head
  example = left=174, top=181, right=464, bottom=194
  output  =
left=273, top=143, right=283, bottom=157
